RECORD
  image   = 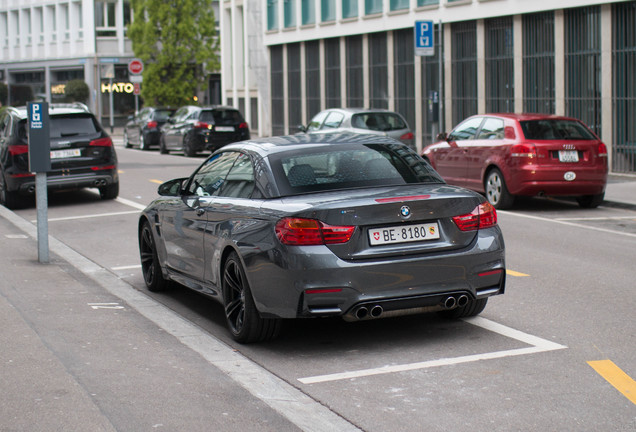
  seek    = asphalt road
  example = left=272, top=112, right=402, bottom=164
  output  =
left=11, top=144, right=636, bottom=431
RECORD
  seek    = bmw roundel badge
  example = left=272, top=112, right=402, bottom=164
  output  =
left=400, top=205, right=411, bottom=218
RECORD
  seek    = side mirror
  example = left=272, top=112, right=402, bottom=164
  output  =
left=158, top=178, right=187, bottom=196
left=435, top=132, right=448, bottom=142
left=297, top=124, right=307, bottom=133
left=127, top=115, right=134, bottom=121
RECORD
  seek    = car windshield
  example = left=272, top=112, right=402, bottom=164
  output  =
left=201, top=109, right=244, bottom=125
left=351, top=113, right=407, bottom=132
left=270, top=143, right=444, bottom=196
left=520, top=119, right=597, bottom=140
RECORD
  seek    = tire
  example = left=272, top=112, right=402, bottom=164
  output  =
left=99, top=182, right=119, bottom=200
left=159, top=135, right=169, bottom=154
left=124, top=130, right=132, bottom=148
left=0, top=174, right=27, bottom=209
left=139, top=221, right=168, bottom=292
left=485, top=168, right=514, bottom=209
left=223, top=252, right=281, bottom=343
left=439, top=298, right=488, bottom=319
left=577, top=192, right=604, bottom=208
left=140, top=133, right=148, bottom=151
left=183, top=135, right=197, bottom=157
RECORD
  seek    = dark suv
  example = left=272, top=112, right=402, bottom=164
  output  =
left=159, top=105, right=250, bottom=157
left=124, top=106, right=176, bottom=150
left=0, top=104, right=119, bottom=209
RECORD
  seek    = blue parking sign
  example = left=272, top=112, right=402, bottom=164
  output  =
left=415, top=21, right=434, bottom=56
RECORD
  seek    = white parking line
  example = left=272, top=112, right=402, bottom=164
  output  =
left=116, top=197, right=148, bottom=210
left=298, top=316, right=567, bottom=385
left=112, top=264, right=142, bottom=271
left=33, top=210, right=139, bottom=223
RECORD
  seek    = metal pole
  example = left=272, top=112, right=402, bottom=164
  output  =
left=109, top=77, right=114, bottom=133
left=438, top=20, right=444, bottom=134
left=35, top=172, right=49, bottom=263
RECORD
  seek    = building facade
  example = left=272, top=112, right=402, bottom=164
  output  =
left=221, top=0, right=636, bottom=174
left=0, top=0, right=221, bottom=127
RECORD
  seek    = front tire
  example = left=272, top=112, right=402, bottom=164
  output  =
left=577, top=192, right=604, bottom=208
left=485, top=168, right=514, bottom=209
left=223, top=252, right=281, bottom=343
left=139, top=221, right=168, bottom=292
left=183, top=135, right=198, bottom=157
left=124, top=130, right=132, bottom=148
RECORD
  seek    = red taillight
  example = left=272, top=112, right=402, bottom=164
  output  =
left=8, top=144, right=29, bottom=156
left=598, top=142, right=608, bottom=157
left=194, top=121, right=210, bottom=129
left=275, top=217, right=355, bottom=245
left=90, top=137, right=113, bottom=147
left=511, top=143, right=537, bottom=158
left=400, top=132, right=414, bottom=140
left=91, top=165, right=116, bottom=171
left=452, top=202, right=498, bottom=231
left=239, top=122, right=249, bottom=129
left=305, top=288, right=343, bottom=294
left=147, top=120, right=158, bottom=129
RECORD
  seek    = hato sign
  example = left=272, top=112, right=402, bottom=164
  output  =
left=128, top=59, right=144, bottom=75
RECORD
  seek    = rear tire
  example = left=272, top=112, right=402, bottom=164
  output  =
left=0, top=174, right=28, bottom=209
left=159, top=136, right=169, bottom=154
left=139, top=221, right=168, bottom=292
left=223, top=252, right=281, bottom=343
left=439, top=298, right=488, bottom=319
left=577, top=192, right=604, bottom=208
left=485, top=169, right=514, bottom=209
left=99, top=182, right=119, bottom=200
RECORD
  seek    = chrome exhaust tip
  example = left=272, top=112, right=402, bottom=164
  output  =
left=457, top=295, right=469, bottom=307
left=443, top=296, right=457, bottom=309
left=370, top=305, right=383, bottom=318
left=355, top=307, right=368, bottom=320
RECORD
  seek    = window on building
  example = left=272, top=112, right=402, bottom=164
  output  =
left=305, top=40, right=321, bottom=121
left=417, top=0, right=438, bottom=6
left=365, top=0, right=382, bottom=15
left=288, top=43, right=302, bottom=130
left=451, top=21, right=477, bottom=125
left=485, top=16, right=514, bottom=113
left=1, top=13, right=7, bottom=47
left=271, top=45, right=285, bottom=135
left=25, top=9, right=32, bottom=45
left=325, top=37, right=341, bottom=108
left=301, top=0, right=315, bottom=25
left=369, top=32, right=388, bottom=108
left=95, top=1, right=116, bottom=37
left=394, top=29, right=415, bottom=140
left=62, top=4, right=70, bottom=40
left=268, top=0, right=279, bottom=30
left=322, top=0, right=335, bottom=22
left=612, top=1, right=636, bottom=173
left=342, top=0, right=357, bottom=19
left=523, top=12, right=555, bottom=114
left=390, top=0, right=409, bottom=11
left=284, top=0, right=296, bottom=28
left=346, top=35, right=363, bottom=107
left=565, top=6, right=601, bottom=136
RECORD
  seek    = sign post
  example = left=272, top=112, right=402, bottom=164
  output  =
left=27, top=102, right=51, bottom=264
left=128, top=59, right=144, bottom=114
left=414, top=21, right=434, bottom=57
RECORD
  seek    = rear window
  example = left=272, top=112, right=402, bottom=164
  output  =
left=152, top=110, right=175, bottom=121
left=520, top=119, right=596, bottom=140
left=351, top=113, right=407, bottom=132
left=200, top=109, right=244, bottom=125
left=270, top=143, right=444, bottom=196
left=49, top=114, right=100, bottom=138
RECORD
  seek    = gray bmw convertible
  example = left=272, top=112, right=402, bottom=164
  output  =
left=138, top=133, right=505, bottom=343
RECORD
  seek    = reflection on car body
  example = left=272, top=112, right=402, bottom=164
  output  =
left=139, top=133, right=505, bottom=343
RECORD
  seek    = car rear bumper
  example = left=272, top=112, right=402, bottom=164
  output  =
left=244, top=228, right=505, bottom=319
left=13, top=169, right=118, bottom=194
left=506, top=164, right=608, bottom=196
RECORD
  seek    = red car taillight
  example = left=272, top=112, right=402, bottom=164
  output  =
left=194, top=121, right=211, bottom=129
left=452, top=202, right=498, bottom=232
left=275, top=217, right=355, bottom=245
left=598, top=142, right=608, bottom=157
left=510, top=143, right=537, bottom=158
left=147, top=120, right=158, bottom=129
left=90, top=137, right=113, bottom=147
left=8, top=144, right=29, bottom=156
left=400, top=132, right=414, bottom=140
left=239, top=122, right=249, bottom=129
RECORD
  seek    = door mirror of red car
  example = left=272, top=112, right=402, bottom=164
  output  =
left=436, top=132, right=448, bottom=142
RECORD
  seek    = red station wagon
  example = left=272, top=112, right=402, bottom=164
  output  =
left=422, top=113, right=609, bottom=209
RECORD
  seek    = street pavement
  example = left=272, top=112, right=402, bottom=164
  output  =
left=1, top=139, right=635, bottom=430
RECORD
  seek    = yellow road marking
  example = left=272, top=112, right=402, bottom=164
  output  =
left=506, top=269, right=530, bottom=277
left=588, top=360, right=636, bottom=405
left=149, top=179, right=163, bottom=184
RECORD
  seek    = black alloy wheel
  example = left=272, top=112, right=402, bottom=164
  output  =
left=139, top=221, right=168, bottom=292
left=222, top=252, right=281, bottom=343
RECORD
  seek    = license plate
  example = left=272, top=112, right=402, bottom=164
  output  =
left=368, top=222, right=440, bottom=246
left=215, top=126, right=234, bottom=132
left=558, top=150, right=579, bottom=163
left=51, top=149, right=81, bottom=159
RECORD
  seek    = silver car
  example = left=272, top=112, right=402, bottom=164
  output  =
left=299, top=108, right=415, bottom=149
left=138, top=133, right=505, bottom=343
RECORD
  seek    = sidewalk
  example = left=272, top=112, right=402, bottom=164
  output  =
left=0, top=206, right=360, bottom=432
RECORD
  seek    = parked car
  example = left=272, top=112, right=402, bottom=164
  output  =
left=299, top=108, right=415, bottom=149
left=422, top=113, right=609, bottom=209
left=138, top=133, right=505, bottom=343
left=159, top=105, right=250, bottom=157
left=0, top=104, right=118, bottom=209
left=124, top=107, right=176, bottom=150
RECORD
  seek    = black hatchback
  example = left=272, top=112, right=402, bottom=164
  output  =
left=159, top=105, right=250, bottom=157
left=124, top=107, right=176, bottom=150
left=0, top=104, right=118, bottom=209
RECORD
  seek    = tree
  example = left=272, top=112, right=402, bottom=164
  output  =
left=127, top=0, right=220, bottom=107
left=65, top=80, right=90, bottom=103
